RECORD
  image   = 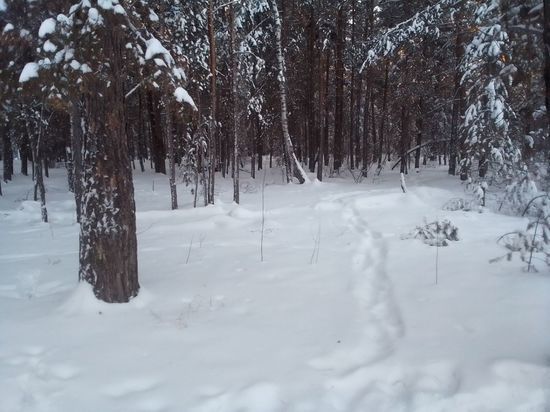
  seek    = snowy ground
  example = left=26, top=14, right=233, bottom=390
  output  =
left=1, top=162, right=549, bottom=412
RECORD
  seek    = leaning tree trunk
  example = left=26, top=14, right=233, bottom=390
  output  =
left=79, top=23, right=139, bottom=303
left=271, top=0, right=308, bottom=184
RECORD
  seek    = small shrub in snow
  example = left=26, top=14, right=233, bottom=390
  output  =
left=498, top=173, right=539, bottom=215
left=402, top=219, right=459, bottom=247
left=442, top=198, right=476, bottom=212
left=493, top=194, right=550, bottom=272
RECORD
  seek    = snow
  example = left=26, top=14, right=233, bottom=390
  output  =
left=38, top=18, right=56, bottom=38
left=174, top=87, right=197, bottom=111
left=2, top=23, right=14, bottom=33
left=145, top=37, right=172, bottom=66
left=43, top=40, right=57, bottom=53
left=18, top=62, right=39, bottom=83
left=0, top=162, right=549, bottom=411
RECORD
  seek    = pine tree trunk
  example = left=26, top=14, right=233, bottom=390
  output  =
left=362, top=77, right=370, bottom=176
left=322, top=46, right=331, bottom=169
left=271, top=0, right=307, bottom=184
left=147, top=91, right=166, bottom=175
left=20, top=134, right=30, bottom=176
left=399, top=105, right=409, bottom=174
left=415, top=100, right=423, bottom=170
left=79, top=23, right=139, bottom=303
left=2, top=120, right=13, bottom=182
left=208, top=0, right=217, bottom=204
left=27, top=108, right=48, bottom=223
left=333, top=5, right=345, bottom=172
left=449, top=24, right=464, bottom=176
left=229, top=3, right=240, bottom=204
left=378, top=63, right=389, bottom=167
left=307, top=6, right=316, bottom=173
left=349, top=0, right=356, bottom=170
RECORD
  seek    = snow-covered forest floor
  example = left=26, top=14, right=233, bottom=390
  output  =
left=1, top=162, right=549, bottom=412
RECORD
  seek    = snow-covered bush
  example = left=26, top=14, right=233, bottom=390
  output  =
left=443, top=198, right=476, bottom=212
left=402, top=219, right=459, bottom=247
left=493, top=194, right=550, bottom=272
left=498, top=172, right=539, bottom=215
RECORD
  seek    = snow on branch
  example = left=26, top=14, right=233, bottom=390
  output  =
left=360, top=0, right=462, bottom=71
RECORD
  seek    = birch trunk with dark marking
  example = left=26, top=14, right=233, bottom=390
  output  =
left=271, top=0, right=307, bottom=184
left=165, top=99, right=177, bottom=210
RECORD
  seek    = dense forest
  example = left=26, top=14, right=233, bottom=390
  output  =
left=1, top=0, right=549, bottom=302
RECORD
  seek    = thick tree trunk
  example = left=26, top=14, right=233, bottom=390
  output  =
left=79, top=23, right=139, bottom=303
left=272, top=0, right=308, bottom=184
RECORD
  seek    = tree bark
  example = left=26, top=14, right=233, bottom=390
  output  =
left=399, top=105, right=409, bottom=174
left=449, top=23, right=464, bottom=176
left=272, top=0, right=308, bottom=184
left=229, top=3, right=240, bottom=203
left=79, top=22, right=139, bottom=303
left=415, top=99, right=423, bottom=170
left=147, top=91, right=166, bottom=174
left=165, top=99, right=177, bottom=210
left=307, top=6, right=316, bottom=173
left=2, top=120, right=13, bottom=182
left=208, top=0, right=217, bottom=204
left=378, top=63, right=389, bottom=167
left=333, top=5, right=345, bottom=171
